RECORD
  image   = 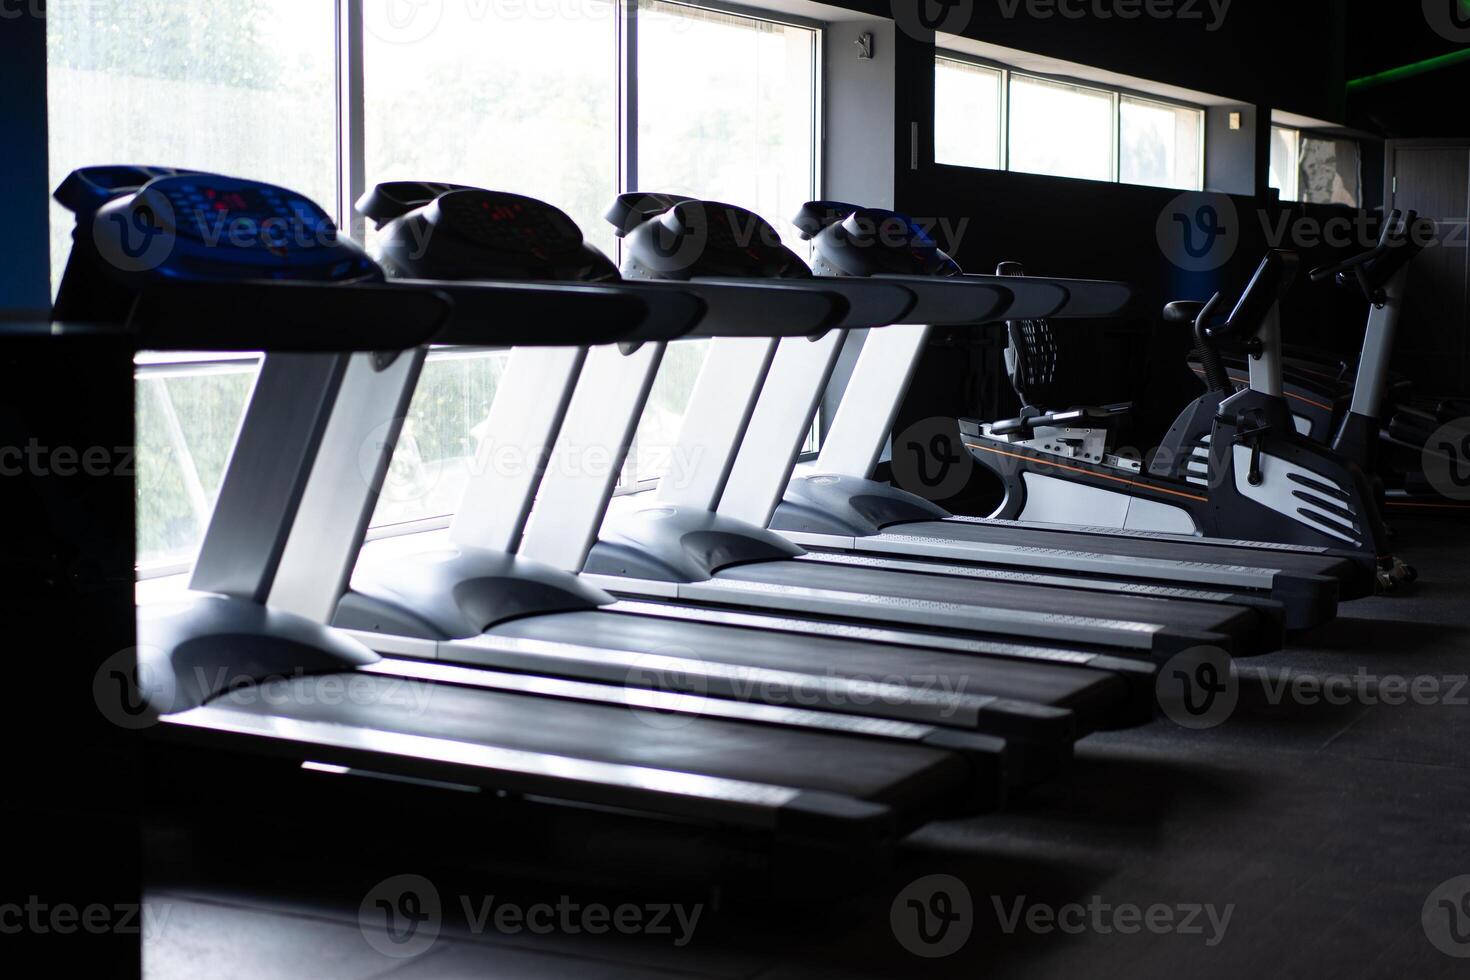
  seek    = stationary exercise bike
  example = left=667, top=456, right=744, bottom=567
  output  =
left=961, top=250, right=1416, bottom=592
left=1186, top=212, right=1469, bottom=511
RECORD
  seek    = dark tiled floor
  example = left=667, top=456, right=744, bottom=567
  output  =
left=143, top=517, right=1470, bottom=978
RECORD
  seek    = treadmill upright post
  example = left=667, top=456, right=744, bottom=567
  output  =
left=813, top=324, right=934, bottom=479
left=269, top=349, right=429, bottom=623
left=190, top=353, right=351, bottom=602
left=719, top=332, right=848, bottom=527
left=448, top=346, right=589, bottom=554
left=517, top=343, right=667, bottom=572
left=655, top=335, right=781, bottom=511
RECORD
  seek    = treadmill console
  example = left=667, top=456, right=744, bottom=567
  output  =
left=360, top=183, right=620, bottom=283
left=611, top=194, right=811, bottom=281
left=54, top=166, right=380, bottom=320
left=799, top=202, right=963, bottom=279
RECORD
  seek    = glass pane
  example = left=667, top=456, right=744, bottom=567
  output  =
left=1300, top=137, right=1361, bottom=207
left=1008, top=75, right=1114, bottom=182
left=636, top=0, right=817, bottom=250
left=1119, top=97, right=1201, bottom=190
left=48, top=1, right=337, bottom=570
left=1269, top=126, right=1301, bottom=202
left=625, top=340, right=711, bottom=487
left=935, top=58, right=1002, bottom=170
left=372, top=350, right=514, bottom=528
left=364, top=1, right=618, bottom=257
left=134, top=359, right=259, bottom=570
left=46, top=0, right=338, bottom=296
left=632, top=2, right=818, bottom=488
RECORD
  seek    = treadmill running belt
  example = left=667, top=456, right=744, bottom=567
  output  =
left=488, top=610, right=1134, bottom=733
left=713, top=561, right=1269, bottom=653
left=907, top=520, right=1361, bottom=589
left=200, top=674, right=970, bottom=808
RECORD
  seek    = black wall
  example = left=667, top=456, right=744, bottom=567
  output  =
left=1, top=6, right=52, bottom=313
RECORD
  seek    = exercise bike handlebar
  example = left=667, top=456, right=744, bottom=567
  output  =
left=1207, top=249, right=1301, bottom=342
left=1308, top=211, right=1422, bottom=301
left=1307, top=210, right=1401, bottom=283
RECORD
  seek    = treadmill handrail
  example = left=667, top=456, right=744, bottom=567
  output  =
left=965, top=274, right=1135, bottom=319
left=391, top=278, right=706, bottom=347
left=692, top=276, right=920, bottom=330
left=868, top=275, right=1029, bottom=323
left=623, top=280, right=850, bottom=339
left=127, top=281, right=452, bottom=352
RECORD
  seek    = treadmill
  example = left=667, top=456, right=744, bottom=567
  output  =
left=277, top=182, right=1162, bottom=782
left=737, top=202, right=1374, bottom=614
left=63, top=166, right=1011, bottom=867
left=594, top=195, right=1332, bottom=636
left=315, top=189, right=1270, bottom=664
left=512, top=195, right=1278, bottom=661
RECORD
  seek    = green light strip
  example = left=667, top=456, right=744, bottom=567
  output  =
left=1347, top=47, right=1470, bottom=92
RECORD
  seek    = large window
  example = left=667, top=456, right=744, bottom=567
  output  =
left=637, top=1, right=818, bottom=252
left=49, top=1, right=823, bottom=570
left=1269, top=126, right=1302, bottom=203
left=935, top=59, right=1003, bottom=170
left=936, top=53, right=1204, bottom=192
left=363, top=0, right=619, bottom=257
left=45, top=0, right=338, bottom=295
left=47, top=0, right=337, bottom=574
left=1270, top=125, right=1361, bottom=207
left=629, top=1, right=819, bottom=487
left=1120, top=96, right=1203, bottom=191
left=1008, top=75, right=1115, bottom=182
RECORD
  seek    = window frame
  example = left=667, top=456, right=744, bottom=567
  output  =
left=935, top=48, right=1206, bottom=192
left=1270, top=124, right=1303, bottom=203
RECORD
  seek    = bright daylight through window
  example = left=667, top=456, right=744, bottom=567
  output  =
left=935, top=58, right=1003, bottom=170
left=936, top=53, right=1205, bottom=192
left=46, top=0, right=823, bottom=571
left=47, top=0, right=336, bottom=571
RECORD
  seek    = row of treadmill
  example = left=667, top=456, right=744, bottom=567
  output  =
left=59, top=165, right=1425, bottom=888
